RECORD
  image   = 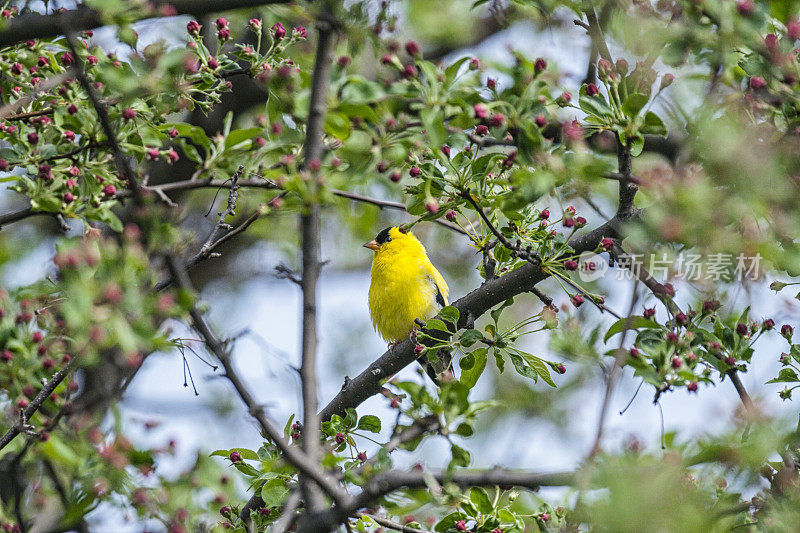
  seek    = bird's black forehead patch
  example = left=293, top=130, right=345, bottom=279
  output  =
left=375, top=227, right=393, bottom=244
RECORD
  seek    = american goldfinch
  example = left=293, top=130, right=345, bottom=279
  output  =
left=364, top=226, right=451, bottom=381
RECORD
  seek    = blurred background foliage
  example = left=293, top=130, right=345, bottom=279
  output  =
left=0, top=0, right=797, bottom=531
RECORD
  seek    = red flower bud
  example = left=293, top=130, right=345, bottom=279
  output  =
left=749, top=76, right=767, bottom=89
left=564, top=260, right=578, bottom=271
left=272, top=22, right=286, bottom=40
left=571, top=295, right=584, bottom=307
left=409, top=166, right=421, bottom=177
left=335, top=432, right=345, bottom=444
left=122, top=108, right=136, bottom=120
left=187, top=20, right=201, bottom=35
left=671, top=356, right=682, bottom=369
left=585, top=83, right=599, bottom=96
left=687, top=381, right=698, bottom=393
left=535, top=115, right=547, bottom=128
left=390, top=171, right=401, bottom=183
left=736, top=0, right=754, bottom=16
left=404, top=41, right=420, bottom=57
left=488, top=113, right=505, bottom=127
left=475, top=125, right=489, bottom=136
left=63, top=192, right=75, bottom=203
left=534, top=58, right=547, bottom=73
left=486, top=78, right=496, bottom=89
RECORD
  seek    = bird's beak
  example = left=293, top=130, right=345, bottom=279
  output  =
left=363, top=240, right=380, bottom=251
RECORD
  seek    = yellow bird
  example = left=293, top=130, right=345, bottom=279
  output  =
left=364, top=226, right=451, bottom=381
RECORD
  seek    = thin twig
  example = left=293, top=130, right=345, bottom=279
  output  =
left=62, top=28, right=141, bottom=199
left=0, top=360, right=76, bottom=452
left=360, top=514, right=431, bottom=533
left=164, top=256, right=348, bottom=505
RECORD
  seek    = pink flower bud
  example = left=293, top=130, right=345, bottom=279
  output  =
left=534, top=58, right=547, bottom=73
left=229, top=452, right=242, bottom=463
left=488, top=113, right=504, bottom=127
left=788, top=19, right=800, bottom=41
left=215, top=17, right=228, bottom=30
left=687, top=381, right=698, bottom=392
left=272, top=22, right=286, bottom=40
left=409, top=166, right=421, bottom=177
left=535, top=115, right=547, bottom=128
left=736, top=0, right=754, bottom=16
left=585, top=83, right=599, bottom=96
left=564, top=260, right=578, bottom=271
left=475, top=125, right=489, bottom=136
left=749, top=76, right=767, bottom=89
left=187, top=20, right=201, bottom=35
left=405, top=41, right=420, bottom=57
left=425, top=199, right=439, bottom=213
left=473, top=103, right=488, bottom=119
left=469, top=58, right=481, bottom=70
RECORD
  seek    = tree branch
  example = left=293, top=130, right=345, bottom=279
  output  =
left=300, top=469, right=575, bottom=533
left=164, top=256, right=348, bottom=505
left=0, top=360, right=75, bottom=452
left=0, top=1, right=293, bottom=48
left=296, top=11, right=338, bottom=514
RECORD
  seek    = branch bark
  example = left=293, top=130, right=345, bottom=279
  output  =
left=298, top=11, right=337, bottom=514
left=0, top=1, right=292, bottom=48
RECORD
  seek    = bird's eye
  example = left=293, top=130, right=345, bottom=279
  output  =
left=385, top=236, right=392, bottom=242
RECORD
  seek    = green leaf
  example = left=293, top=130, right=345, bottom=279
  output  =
left=425, top=318, right=450, bottom=332
left=324, top=112, right=352, bottom=140
left=640, top=111, right=667, bottom=136
left=261, top=478, right=290, bottom=508
left=460, top=347, right=487, bottom=389
left=225, top=127, right=262, bottom=149
left=622, top=93, right=649, bottom=118
left=460, top=329, right=484, bottom=347
left=420, top=106, right=447, bottom=148
left=229, top=447, right=259, bottom=460
left=630, top=133, right=645, bottom=156
left=522, top=353, right=556, bottom=387
left=767, top=368, right=799, bottom=384
left=164, top=123, right=212, bottom=151
left=357, top=415, right=381, bottom=433
left=469, top=487, right=494, bottom=514
left=234, top=461, right=260, bottom=477
left=579, top=86, right=614, bottom=119
left=450, top=443, right=471, bottom=467
left=344, top=408, right=358, bottom=429
left=604, top=315, right=661, bottom=342
left=439, top=305, right=459, bottom=326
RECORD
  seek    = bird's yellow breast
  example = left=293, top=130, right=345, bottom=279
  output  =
left=367, top=231, right=448, bottom=343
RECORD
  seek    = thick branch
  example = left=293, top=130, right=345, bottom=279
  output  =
left=297, top=12, right=337, bottom=514
left=0, top=1, right=292, bottom=48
